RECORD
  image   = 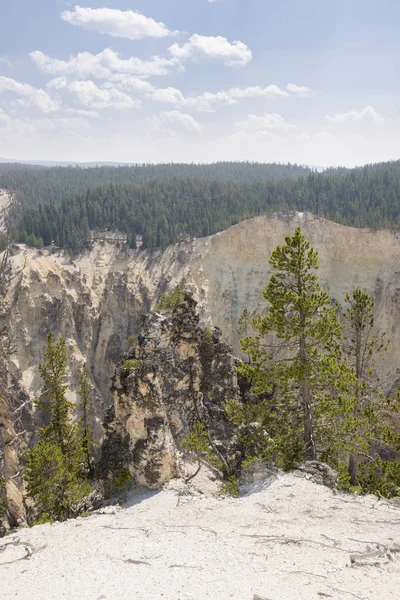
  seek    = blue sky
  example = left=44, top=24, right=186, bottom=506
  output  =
left=0, top=0, right=399, bottom=166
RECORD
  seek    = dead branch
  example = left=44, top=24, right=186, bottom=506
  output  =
left=288, top=570, right=327, bottom=580
left=0, top=537, right=46, bottom=566
left=124, top=558, right=150, bottom=566
left=241, top=534, right=352, bottom=553
left=184, top=459, right=202, bottom=484
left=331, top=587, right=369, bottom=600
left=169, top=563, right=203, bottom=570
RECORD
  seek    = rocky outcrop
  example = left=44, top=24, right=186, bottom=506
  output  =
left=100, top=294, right=241, bottom=489
left=0, top=391, right=27, bottom=529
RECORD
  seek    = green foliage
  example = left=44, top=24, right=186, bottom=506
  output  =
left=201, top=328, right=213, bottom=343
left=357, top=458, right=400, bottom=498
left=7, top=159, right=400, bottom=253
left=156, top=285, right=185, bottom=313
left=340, top=289, right=400, bottom=495
left=36, top=333, right=74, bottom=452
left=24, top=439, right=90, bottom=522
left=224, top=398, right=274, bottom=464
left=231, top=233, right=400, bottom=497
left=24, top=333, right=91, bottom=523
left=219, top=475, right=239, bottom=497
left=237, top=227, right=353, bottom=467
left=123, top=359, right=141, bottom=374
left=126, top=333, right=138, bottom=348
left=181, top=422, right=223, bottom=472
left=115, top=467, right=132, bottom=491
left=3, top=162, right=310, bottom=252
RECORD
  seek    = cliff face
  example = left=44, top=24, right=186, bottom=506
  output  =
left=6, top=212, right=400, bottom=417
left=100, top=294, right=240, bottom=489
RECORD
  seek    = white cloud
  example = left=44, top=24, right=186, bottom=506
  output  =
left=68, top=80, right=141, bottom=110
left=35, top=116, right=92, bottom=131
left=64, top=107, right=100, bottom=119
left=146, top=110, right=202, bottom=135
left=235, top=113, right=297, bottom=137
left=30, top=49, right=181, bottom=79
left=150, top=84, right=289, bottom=112
left=46, top=77, right=68, bottom=91
left=0, top=108, right=11, bottom=124
left=61, top=5, right=178, bottom=40
left=109, top=74, right=154, bottom=93
left=0, top=57, right=12, bottom=67
left=286, top=83, right=312, bottom=97
left=0, top=109, right=35, bottom=134
left=169, top=34, right=252, bottom=67
left=0, top=76, right=59, bottom=113
left=326, top=105, right=383, bottom=123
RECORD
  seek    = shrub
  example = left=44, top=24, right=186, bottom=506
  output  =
left=155, top=285, right=185, bottom=312
left=219, top=475, right=239, bottom=497
left=115, top=467, right=132, bottom=491
left=123, top=359, right=141, bottom=374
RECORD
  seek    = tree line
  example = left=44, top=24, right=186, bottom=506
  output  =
left=4, top=160, right=400, bottom=252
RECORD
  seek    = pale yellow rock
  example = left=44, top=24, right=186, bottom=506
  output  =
left=5, top=211, right=400, bottom=421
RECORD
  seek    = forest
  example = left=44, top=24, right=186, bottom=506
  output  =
left=2, top=160, right=400, bottom=251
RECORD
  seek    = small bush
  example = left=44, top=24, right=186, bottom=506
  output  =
left=123, top=359, right=141, bottom=374
left=181, top=422, right=224, bottom=472
left=219, top=475, right=239, bottom=497
left=115, top=467, right=132, bottom=491
left=202, top=328, right=213, bottom=343
left=156, top=285, right=185, bottom=312
left=126, top=334, right=138, bottom=348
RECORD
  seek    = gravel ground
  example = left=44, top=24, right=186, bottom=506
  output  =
left=1, top=469, right=399, bottom=600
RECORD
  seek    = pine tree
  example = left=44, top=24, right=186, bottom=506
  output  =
left=237, top=228, right=353, bottom=466
left=24, top=333, right=90, bottom=522
left=343, top=289, right=400, bottom=494
left=36, top=333, right=73, bottom=452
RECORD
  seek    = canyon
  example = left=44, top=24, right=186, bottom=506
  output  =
left=6, top=210, right=400, bottom=415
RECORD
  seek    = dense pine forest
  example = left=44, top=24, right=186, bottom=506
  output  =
left=1, top=160, right=400, bottom=251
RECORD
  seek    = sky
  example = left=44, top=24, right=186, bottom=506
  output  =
left=0, top=0, right=399, bottom=166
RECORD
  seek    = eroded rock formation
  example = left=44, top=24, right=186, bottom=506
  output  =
left=100, top=294, right=241, bottom=489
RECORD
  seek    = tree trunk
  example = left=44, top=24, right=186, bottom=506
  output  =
left=348, top=454, right=358, bottom=486
left=348, top=318, right=362, bottom=485
left=299, top=334, right=317, bottom=461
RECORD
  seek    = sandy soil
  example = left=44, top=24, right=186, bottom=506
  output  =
left=1, top=471, right=399, bottom=600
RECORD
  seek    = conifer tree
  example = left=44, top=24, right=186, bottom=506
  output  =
left=24, top=333, right=90, bottom=522
left=237, top=228, right=353, bottom=466
left=343, top=289, right=400, bottom=494
left=36, top=333, right=73, bottom=452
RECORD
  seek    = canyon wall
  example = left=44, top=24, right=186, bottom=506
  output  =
left=7, top=212, right=400, bottom=416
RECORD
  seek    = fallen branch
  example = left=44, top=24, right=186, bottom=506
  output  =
left=241, top=534, right=350, bottom=552
left=169, top=564, right=203, bottom=570
left=0, top=537, right=46, bottom=566
left=350, top=540, right=400, bottom=566
left=331, top=587, right=368, bottom=600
